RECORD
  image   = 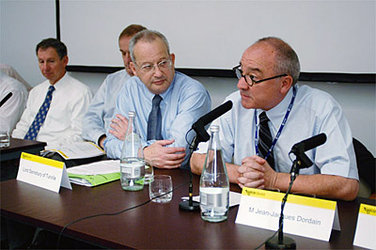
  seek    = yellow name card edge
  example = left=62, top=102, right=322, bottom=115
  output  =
left=21, top=152, right=64, bottom=169
left=242, top=187, right=336, bottom=210
left=359, top=203, right=376, bottom=216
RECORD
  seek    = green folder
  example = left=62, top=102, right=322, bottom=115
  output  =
left=68, top=172, right=120, bottom=187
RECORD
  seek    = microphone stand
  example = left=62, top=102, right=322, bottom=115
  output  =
left=265, top=150, right=313, bottom=249
left=179, top=128, right=210, bottom=211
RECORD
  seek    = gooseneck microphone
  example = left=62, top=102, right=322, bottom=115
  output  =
left=191, top=100, right=233, bottom=143
left=179, top=101, right=233, bottom=212
left=265, top=133, right=327, bottom=249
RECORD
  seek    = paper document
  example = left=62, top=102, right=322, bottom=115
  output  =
left=67, top=160, right=120, bottom=175
left=67, top=160, right=120, bottom=187
left=43, top=141, right=105, bottom=160
left=182, top=191, right=241, bottom=207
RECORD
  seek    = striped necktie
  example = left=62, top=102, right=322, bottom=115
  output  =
left=258, top=111, right=275, bottom=169
left=24, top=85, right=55, bottom=140
left=147, top=94, right=163, bottom=140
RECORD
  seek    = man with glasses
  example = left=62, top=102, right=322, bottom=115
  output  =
left=191, top=37, right=359, bottom=201
left=104, top=30, right=211, bottom=169
left=82, top=24, right=146, bottom=149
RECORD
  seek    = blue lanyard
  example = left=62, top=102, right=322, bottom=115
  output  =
left=254, top=86, right=297, bottom=160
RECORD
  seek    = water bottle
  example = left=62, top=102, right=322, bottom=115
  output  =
left=120, top=111, right=145, bottom=191
left=199, top=125, right=229, bottom=222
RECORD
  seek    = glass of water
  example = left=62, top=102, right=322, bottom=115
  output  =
left=149, top=175, right=173, bottom=203
left=0, top=131, right=10, bottom=148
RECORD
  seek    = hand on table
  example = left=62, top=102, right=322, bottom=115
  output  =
left=144, top=139, right=186, bottom=169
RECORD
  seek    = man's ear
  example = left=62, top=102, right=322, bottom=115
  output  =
left=170, top=53, right=175, bottom=67
left=130, top=61, right=137, bottom=76
left=280, top=75, right=293, bottom=95
left=62, top=55, right=69, bottom=67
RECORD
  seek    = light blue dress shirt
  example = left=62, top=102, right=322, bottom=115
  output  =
left=198, top=84, right=358, bottom=180
left=82, top=69, right=131, bottom=145
left=104, top=71, right=211, bottom=168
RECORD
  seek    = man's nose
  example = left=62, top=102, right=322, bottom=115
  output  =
left=237, top=77, right=248, bottom=90
left=153, top=65, right=163, bottom=77
left=41, top=62, right=49, bottom=71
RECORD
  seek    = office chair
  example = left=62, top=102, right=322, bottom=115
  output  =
left=353, top=138, right=375, bottom=199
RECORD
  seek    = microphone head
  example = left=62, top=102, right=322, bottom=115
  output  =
left=291, top=133, right=327, bottom=153
left=191, top=100, right=233, bottom=143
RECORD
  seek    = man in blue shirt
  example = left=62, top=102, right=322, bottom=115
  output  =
left=191, top=37, right=359, bottom=201
left=82, top=24, right=146, bottom=148
left=104, top=30, right=211, bottom=169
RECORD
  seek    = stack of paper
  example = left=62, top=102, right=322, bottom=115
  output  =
left=42, top=141, right=105, bottom=160
left=67, top=160, right=120, bottom=187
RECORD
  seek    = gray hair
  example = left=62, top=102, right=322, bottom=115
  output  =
left=129, top=30, right=170, bottom=63
left=255, top=37, right=300, bottom=85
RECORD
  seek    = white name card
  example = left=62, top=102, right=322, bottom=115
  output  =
left=353, top=203, right=376, bottom=249
left=235, top=188, right=339, bottom=241
left=17, top=152, right=72, bottom=193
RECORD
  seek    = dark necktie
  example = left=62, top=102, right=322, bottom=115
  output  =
left=24, top=85, right=55, bottom=140
left=258, top=111, right=275, bottom=169
left=147, top=94, right=163, bottom=140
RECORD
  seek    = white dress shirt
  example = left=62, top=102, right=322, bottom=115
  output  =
left=12, top=73, right=93, bottom=147
left=0, top=71, right=28, bottom=132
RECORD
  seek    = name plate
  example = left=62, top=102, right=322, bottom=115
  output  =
left=235, top=188, right=339, bottom=241
left=353, top=203, right=376, bottom=249
left=17, top=152, right=72, bottom=193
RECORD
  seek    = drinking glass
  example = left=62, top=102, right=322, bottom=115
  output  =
left=149, top=175, right=173, bottom=203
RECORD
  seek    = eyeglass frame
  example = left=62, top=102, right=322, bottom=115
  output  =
left=134, top=58, right=172, bottom=74
left=232, top=64, right=288, bottom=87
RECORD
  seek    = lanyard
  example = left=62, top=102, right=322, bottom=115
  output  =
left=254, top=86, right=297, bottom=160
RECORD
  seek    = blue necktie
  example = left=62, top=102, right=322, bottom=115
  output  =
left=24, top=85, right=55, bottom=140
left=147, top=94, right=163, bottom=140
left=258, top=112, right=275, bottom=169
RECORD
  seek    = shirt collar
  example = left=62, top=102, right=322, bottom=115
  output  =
left=261, top=86, right=295, bottom=130
left=49, top=72, right=68, bottom=91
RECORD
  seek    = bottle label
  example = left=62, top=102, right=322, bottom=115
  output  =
left=121, top=160, right=145, bottom=178
left=200, top=187, right=229, bottom=207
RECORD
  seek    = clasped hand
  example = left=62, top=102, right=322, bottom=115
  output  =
left=237, top=155, right=277, bottom=190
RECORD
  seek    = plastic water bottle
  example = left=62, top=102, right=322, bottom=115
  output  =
left=199, top=125, right=229, bottom=222
left=120, top=111, right=145, bottom=191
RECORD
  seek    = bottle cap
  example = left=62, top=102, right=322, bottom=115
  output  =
left=128, top=111, right=136, bottom=118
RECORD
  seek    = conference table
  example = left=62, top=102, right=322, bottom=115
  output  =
left=1, top=166, right=373, bottom=249
left=0, top=138, right=46, bottom=162
left=0, top=138, right=46, bottom=181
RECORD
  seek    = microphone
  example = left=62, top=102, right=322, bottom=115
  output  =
left=0, top=92, right=13, bottom=108
left=179, top=101, right=233, bottom=212
left=289, top=133, right=327, bottom=170
left=265, top=133, right=327, bottom=249
left=290, top=133, right=327, bottom=154
left=191, top=100, right=233, bottom=143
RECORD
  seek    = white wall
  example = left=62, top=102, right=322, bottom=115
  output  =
left=60, top=0, right=375, bottom=73
left=0, top=0, right=56, bottom=86
left=1, top=0, right=375, bottom=155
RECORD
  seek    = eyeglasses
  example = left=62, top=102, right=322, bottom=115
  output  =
left=136, top=59, right=172, bottom=74
left=232, top=64, right=287, bottom=87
